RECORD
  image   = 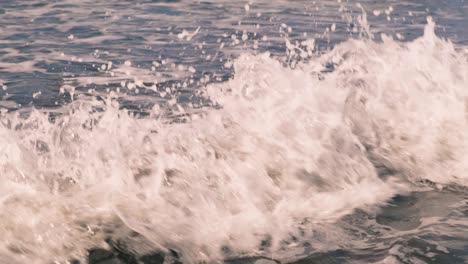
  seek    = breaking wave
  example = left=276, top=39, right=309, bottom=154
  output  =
left=0, top=19, right=467, bottom=264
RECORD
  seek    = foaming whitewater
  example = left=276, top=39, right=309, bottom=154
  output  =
left=1, top=20, right=467, bottom=264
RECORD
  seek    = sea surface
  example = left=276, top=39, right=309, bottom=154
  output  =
left=0, top=1, right=467, bottom=264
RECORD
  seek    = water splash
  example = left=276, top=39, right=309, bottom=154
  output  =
left=0, top=19, right=467, bottom=263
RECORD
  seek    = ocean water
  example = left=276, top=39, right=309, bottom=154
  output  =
left=0, top=0, right=467, bottom=264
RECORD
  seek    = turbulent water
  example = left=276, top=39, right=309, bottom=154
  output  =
left=0, top=1, right=467, bottom=264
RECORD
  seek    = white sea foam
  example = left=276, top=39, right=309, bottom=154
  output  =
left=0, top=20, right=467, bottom=263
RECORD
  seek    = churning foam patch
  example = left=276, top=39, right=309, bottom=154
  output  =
left=0, top=19, right=467, bottom=263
